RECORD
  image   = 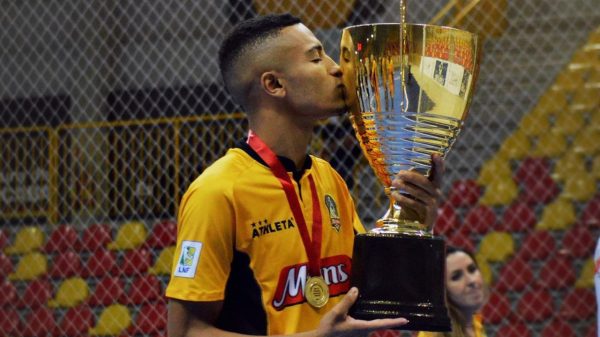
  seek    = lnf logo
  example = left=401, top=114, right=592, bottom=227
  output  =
left=174, top=241, right=203, bottom=278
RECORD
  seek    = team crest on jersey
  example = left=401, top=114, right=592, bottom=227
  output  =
left=271, top=255, right=352, bottom=310
left=173, top=241, right=203, bottom=278
left=324, top=195, right=341, bottom=232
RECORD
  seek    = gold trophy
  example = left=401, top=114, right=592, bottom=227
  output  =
left=340, top=20, right=480, bottom=331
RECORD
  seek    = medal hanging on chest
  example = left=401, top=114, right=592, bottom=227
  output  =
left=247, top=130, right=329, bottom=309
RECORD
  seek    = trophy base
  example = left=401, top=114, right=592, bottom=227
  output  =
left=350, top=232, right=451, bottom=332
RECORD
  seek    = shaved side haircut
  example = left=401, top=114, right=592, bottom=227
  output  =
left=218, top=13, right=302, bottom=108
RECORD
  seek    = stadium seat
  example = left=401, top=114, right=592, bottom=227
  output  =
left=107, top=221, right=147, bottom=251
left=49, top=277, right=89, bottom=308
left=498, top=129, right=531, bottom=159
left=519, top=112, right=551, bottom=137
left=88, top=276, right=125, bottom=307
left=479, top=177, right=518, bottom=206
left=532, top=131, right=567, bottom=157
left=481, top=292, right=511, bottom=325
left=49, top=251, right=83, bottom=279
left=581, top=195, right=600, bottom=226
left=499, top=201, right=536, bottom=232
left=494, top=322, right=532, bottom=337
left=562, top=225, right=595, bottom=258
left=116, top=248, right=152, bottom=276
left=17, top=278, right=52, bottom=309
left=4, top=226, right=45, bottom=255
left=551, top=110, right=585, bottom=135
left=559, top=288, right=595, bottom=320
left=516, top=289, right=554, bottom=322
left=144, top=219, right=177, bottom=249
left=552, top=152, right=587, bottom=182
left=571, top=127, right=600, bottom=154
left=83, top=248, right=116, bottom=278
left=0, top=253, right=13, bottom=280
left=536, top=198, right=576, bottom=231
left=433, top=202, right=459, bottom=236
left=0, top=230, right=8, bottom=251
left=127, top=302, right=168, bottom=336
left=518, top=176, right=559, bottom=205
left=561, top=172, right=596, bottom=202
left=79, top=223, right=112, bottom=252
left=8, top=251, right=47, bottom=281
left=447, top=179, right=481, bottom=207
left=148, top=245, right=175, bottom=275
left=531, top=90, right=567, bottom=118
left=88, top=304, right=132, bottom=336
left=478, top=231, right=514, bottom=263
left=475, top=254, right=493, bottom=285
left=120, top=274, right=163, bottom=305
left=477, top=156, right=512, bottom=186
left=540, top=319, right=576, bottom=337
left=0, top=309, right=20, bottom=337
left=516, top=230, right=556, bottom=261
left=0, top=280, right=16, bottom=307
left=21, top=306, right=57, bottom=337
left=463, top=205, right=497, bottom=234
left=570, top=48, right=599, bottom=69
left=59, top=304, right=94, bottom=337
left=576, top=257, right=595, bottom=288
left=494, top=256, right=533, bottom=292
left=538, top=255, right=576, bottom=290
left=586, top=324, right=597, bottom=337
left=446, top=232, right=475, bottom=253
left=552, top=68, right=586, bottom=92
left=43, top=224, right=80, bottom=253
left=571, top=87, right=600, bottom=111
left=514, top=157, right=552, bottom=186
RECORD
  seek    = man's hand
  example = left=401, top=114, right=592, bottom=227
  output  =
left=315, top=287, right=408, bottom=337
left=390, top=154, right=445, bottom=229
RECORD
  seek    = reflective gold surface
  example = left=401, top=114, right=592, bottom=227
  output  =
left=340, top=24, right=480, bottom=233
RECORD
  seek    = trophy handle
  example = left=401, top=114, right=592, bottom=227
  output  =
left=374, top=187, right=433, bottom=236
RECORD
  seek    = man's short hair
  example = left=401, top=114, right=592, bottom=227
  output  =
left=218, top=13, right=302, bottom=105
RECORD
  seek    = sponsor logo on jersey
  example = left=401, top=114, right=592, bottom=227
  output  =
left=173, top=240, right=203, bottom=278
left=271, top=255, right=352, bottom=310
left=251, top=217, right=296, bottom=239
left=324, top=194, right=341, bottom=232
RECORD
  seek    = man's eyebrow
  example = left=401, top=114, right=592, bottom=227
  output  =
left=305, top=44, right=323, bottom=55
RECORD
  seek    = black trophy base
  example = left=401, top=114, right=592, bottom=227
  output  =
left=350, top=233, right=451, bottom=332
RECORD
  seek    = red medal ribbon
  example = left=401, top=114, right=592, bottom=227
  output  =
left=247, top=130, right=323, bottom=277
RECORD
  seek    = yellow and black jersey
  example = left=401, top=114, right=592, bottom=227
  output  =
left=166, top=141, right=365, bottom=335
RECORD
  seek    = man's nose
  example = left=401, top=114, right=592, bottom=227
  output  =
left=330, top=62, right=343, bottom=77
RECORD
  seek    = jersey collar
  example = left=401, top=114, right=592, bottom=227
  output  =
left=236, top=140, right=312, bottom=181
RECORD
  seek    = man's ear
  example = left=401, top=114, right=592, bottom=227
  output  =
left=260, top=72, right=286, bottom=98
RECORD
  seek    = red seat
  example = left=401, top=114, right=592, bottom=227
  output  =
left=516, top=230, right=556, bottom=261
left=560, top=288, right=595, bottom=321
left=49, top=251, right=83, bottom=278
left=517, top=289, right=553, bottom=322
left=581, top=195, right=600, bottom=227
left=128, top=302, right=168, bottom=335
left=481, top=292, right=511, bottom=325
left=447, top=179, right=481, bottom=207
left=17, top=278, right=52, bottom=309
left=495, top=256, right=533, bottom=293
left=79, top=223, right=112, bottom=252
left=586, top=324, right=597, bottom=337
left=0, top=230, right=8, bottom=251
left=83, top=248, right=116, bottom=278
left=59, top=304, right=94, bottom=337
left=44, top=224, right=80, bottom=253
left=518, top=175, right=559, bottom=205
left=562, top=225, right=595, bottom=258
left=494, top=322, right=532, bottom=337
left=462, top=205, right=496, bottom=234
left=540, top=320, right=576, bottom=337
left=514, top=157, right=552, bottom=186
left=116, top=248, right=152, bottom=276
left=499, top=202, right=536, bottom=232
left=21, top=306, right=57, bottom=337
left=144, top=220, right=177, bottom=249
left=0, top=281, right=16, bottom=307
left=88, top=276, right=125, bottom=307
left=0, top=309, right=20, bottom=337
left=446, top=232, right=475, bottom=253
left=433, top=202, right=459, bottom=236
left=120, top=274, right=162, bottom=305
left=0, top=253, right=13, bottom=280
left=538, top=256, right=576, bottom=290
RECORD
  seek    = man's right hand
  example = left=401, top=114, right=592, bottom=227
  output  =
left=315, top=287, right=408, bottom=337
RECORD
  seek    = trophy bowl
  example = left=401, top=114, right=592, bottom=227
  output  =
left=340, top=23, right=480, bottom=331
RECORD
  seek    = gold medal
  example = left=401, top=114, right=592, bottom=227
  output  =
left=305, top=276, right=329, bottom=308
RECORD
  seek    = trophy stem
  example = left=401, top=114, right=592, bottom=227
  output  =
left=373, top=190, right=432, bottom=236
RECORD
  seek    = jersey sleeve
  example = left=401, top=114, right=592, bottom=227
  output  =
left=165, top=181, right=235, bottom=302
